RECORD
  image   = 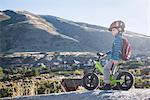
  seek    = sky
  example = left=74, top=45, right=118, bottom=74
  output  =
left=0, top=0, right=150, bottom=36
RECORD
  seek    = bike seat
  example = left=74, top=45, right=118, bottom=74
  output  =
left=117, top=61, right=125, bottom=66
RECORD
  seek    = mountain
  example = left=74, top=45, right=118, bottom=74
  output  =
left=0, top=10, right=150, bottom=55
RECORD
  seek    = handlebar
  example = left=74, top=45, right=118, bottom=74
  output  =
left=96, top=52, right=107, bottom=60
left=97, top=52, right=105, bottom=57
left=97, top=51, right=111, bottom=59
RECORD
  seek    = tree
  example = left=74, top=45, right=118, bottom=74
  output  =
left=0, top=88, right=13, bottom=98
left=32, top=68, right=39, bottom=76
left=0, top=67, right=4, bottom=79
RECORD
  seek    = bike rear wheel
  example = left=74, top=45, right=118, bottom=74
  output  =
left=116, top=71, right=134, bottom=90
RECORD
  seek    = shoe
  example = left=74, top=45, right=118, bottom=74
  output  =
left=102, top=84, right=111, bottom=90
left=112, top=85, right=119, bottom=90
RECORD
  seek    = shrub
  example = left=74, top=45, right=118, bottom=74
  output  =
left=0, top=67, right=4, bottom=79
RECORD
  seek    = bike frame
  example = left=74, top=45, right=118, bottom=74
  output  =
left=94, top=61, right=124, bottom=85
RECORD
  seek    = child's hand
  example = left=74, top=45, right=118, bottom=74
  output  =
left=106, top=51, right=111, bottom=55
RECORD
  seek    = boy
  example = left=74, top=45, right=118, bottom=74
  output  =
left=103, top=20, right=125, bottom=90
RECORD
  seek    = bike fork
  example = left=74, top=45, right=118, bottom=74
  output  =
left=93, top=68, right=96, bottom=73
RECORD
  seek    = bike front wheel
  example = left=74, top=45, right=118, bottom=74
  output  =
left=82, top=73, right=99, bottom=90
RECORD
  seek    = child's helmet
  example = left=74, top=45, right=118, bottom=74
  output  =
left=108, top=20, right=125, bottom=32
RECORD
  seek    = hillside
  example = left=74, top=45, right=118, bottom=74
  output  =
left=0, top=10, right=150, bottom=55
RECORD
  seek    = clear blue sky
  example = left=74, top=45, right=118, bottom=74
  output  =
left=0, top=0, right=149, bottom=36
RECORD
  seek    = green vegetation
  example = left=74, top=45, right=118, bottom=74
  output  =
left=125, top=61, right=144, bottom=67
left=0, top=60, right=149, bottom=98
left=55, top=70, right=83, bottom=76
left=0, top=88, right=13, bottom=98
left=0, top=67, right=4, bottom=79
left=0, top=65, right=85, bottom=98
left=0, top=78, right=62, bottom=98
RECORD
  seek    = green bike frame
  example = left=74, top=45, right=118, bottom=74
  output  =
left=95, top=61, right=124, bottom=85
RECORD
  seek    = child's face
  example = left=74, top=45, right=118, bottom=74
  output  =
left=111, top=28, right=119, bottom=36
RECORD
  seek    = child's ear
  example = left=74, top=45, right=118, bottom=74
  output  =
left=118, top=28, right=122, bottom=32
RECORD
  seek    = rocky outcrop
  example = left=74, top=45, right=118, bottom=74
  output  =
left=2, top=89, right=150, bottom=100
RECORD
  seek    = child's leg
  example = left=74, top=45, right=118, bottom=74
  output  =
left=104, top=60, right=113, bottom=84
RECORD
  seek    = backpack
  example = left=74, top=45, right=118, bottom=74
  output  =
left=121, top=38, right=132, bottom=61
